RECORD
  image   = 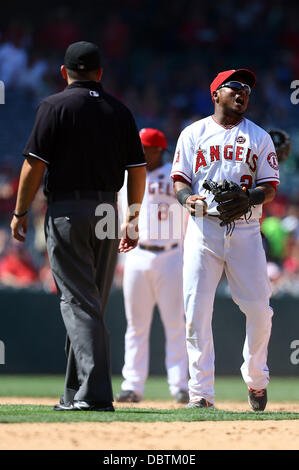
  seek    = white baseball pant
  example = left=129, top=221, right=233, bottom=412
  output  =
left=183, top=216, right=273, bottom=404
left=121, top=245, right=188, bottom=398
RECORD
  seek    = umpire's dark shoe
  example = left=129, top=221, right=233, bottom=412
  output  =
left=53, top=400, right=115, bottom=412
left=53, top=395, right=73, bottom=411
left=53, top=400, right=74, bottom=411
left=248, top=388, right=267, bottom=411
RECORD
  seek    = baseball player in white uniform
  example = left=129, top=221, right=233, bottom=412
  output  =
left=171, top=69, right=279, bottom=411
left=116, top=128, right=189, bottom=404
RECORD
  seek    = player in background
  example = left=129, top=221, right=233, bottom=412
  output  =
left=171, top=69, right=279, bottom=411
left=116, top=128, right=189, bottom=404
left=268, top=129, right=291, bottom=166
left=261, top=129, right=291, bottom=286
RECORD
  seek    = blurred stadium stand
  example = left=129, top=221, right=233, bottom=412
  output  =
left=0, top=0, right=299, bottom=297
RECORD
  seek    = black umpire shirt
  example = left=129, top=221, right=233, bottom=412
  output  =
left=23, top=80, right=146, bottom=195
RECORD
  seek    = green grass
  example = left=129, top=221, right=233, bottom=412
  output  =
left=0, top=405, right=299, bottom=423
left=0, top=375, right=298, bottom=401
left=0, top=375, right=64, bottom=398
left=0, top=375, right=298, bottom=423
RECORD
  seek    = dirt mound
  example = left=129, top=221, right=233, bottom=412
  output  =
left=0, top=398, right=298, bottom=450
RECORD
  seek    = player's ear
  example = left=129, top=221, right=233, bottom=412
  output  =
left=212, top=90, right=219, bottom=103
left=60, top=65, right=68, bottom=80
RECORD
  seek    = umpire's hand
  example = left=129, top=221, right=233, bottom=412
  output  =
left=118, top=221, right=139, bottom=253
left=10, top=214, right=28, bottom=242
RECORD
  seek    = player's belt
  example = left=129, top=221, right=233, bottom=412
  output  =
left=47, top=190, right=116, bottom=203
left=139, top=243, right=179, bottom=252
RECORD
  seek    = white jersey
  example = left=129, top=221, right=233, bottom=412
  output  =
left=171, top=116, right=280, bottom=219
left=119, top=162, right=186, bottom=246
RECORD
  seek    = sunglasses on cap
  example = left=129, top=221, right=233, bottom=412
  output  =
left=217, top=81, right=251, bottom=95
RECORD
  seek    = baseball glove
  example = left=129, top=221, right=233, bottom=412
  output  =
left=203, top=179, right=252, bottom=234
left=268, top=129, right=291, bottom=163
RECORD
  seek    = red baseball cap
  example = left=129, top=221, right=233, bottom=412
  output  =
left=139, top=128, right=168, bottom=149
left=210, top=69, right=256, bottom=96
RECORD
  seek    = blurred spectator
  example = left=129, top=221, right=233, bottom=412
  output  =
left=0, top=168, right=19, bottom=224
left=100, top=14, right=130, bottom=59
left=261, top=216, right=289, bottom=263
left=0, top=0, right=299, bottom=295
left=1, top=19, right=31, bottom=47
left=0, top=38, right=27, bottom=87
left=18, top=52, right=49, bottom=98
left=234, top=1, right=263, bottom=30
left=36, top=6, right=81, bottom=52
left=263, top=192, right=290, bottom=220
left=0, top=241, right=38, bottom=287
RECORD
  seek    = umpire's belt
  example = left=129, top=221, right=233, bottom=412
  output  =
left=139, top=243, right=178, bottom=252
left=47, top=190, right=116, bottom=204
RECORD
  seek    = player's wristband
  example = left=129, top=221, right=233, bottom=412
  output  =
left=13, top=210, right=28, bottom=218
left=177, top=187, right=194, bottom=206
left=248, top=188, right=265, bottom=206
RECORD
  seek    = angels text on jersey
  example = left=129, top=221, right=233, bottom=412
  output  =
left=172, top=117, right=279, bottom=186
left=171, top=116, right=280, bottom=217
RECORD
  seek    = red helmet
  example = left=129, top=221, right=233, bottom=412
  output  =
left=139, top=128, right=167, bottom=149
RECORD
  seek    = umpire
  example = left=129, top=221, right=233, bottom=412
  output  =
left=10, top=41, right=146, bottom=412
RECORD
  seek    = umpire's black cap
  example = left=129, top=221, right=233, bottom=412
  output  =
left=64, top=41, right=101, bottom=71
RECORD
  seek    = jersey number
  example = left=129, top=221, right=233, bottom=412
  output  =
left=240, top=175, right=253, bottom=189
left=158, top=203, right=169, bottom=221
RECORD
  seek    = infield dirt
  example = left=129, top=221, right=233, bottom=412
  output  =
left=0, top=398, right=298, bottom=450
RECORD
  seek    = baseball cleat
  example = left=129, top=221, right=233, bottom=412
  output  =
left=53, top=400, right=115, bottom=412
left=248, top=388, right=267, bottom=411
left=185, top=398, right=214, bottom=409
left=53, top=400, right=74, bottom=411
left=175, top=390, right=189, bottom=404
left=115, top=390, right=141, bottom=403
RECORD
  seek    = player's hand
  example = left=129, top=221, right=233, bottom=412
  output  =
left=10, top=214, right=28, bottom=242
left=185, top=195, right=208, bottom=217
left=118, top=220, right=139, bottom=253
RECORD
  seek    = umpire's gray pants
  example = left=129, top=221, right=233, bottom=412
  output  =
left=45, top=197, right=119, bottom=403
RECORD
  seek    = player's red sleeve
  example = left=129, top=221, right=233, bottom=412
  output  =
left=171, top=174, right=192, bottom=186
